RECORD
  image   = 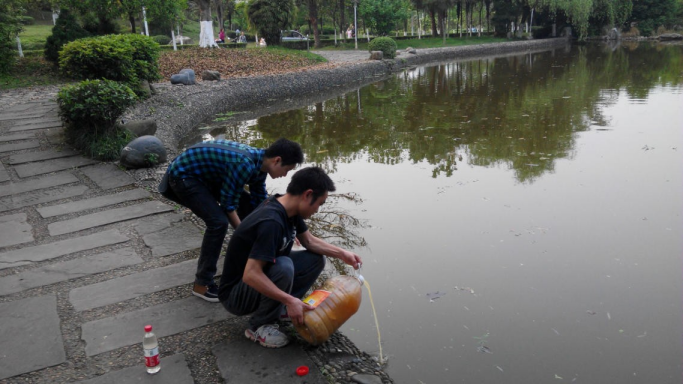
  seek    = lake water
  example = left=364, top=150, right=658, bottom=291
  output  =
left=184, top=42, right=682, bottom=383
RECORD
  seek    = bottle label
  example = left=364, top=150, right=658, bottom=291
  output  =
left=144, top=347, right=160, bottom=367
left=302, top=290, right=331, bottom=308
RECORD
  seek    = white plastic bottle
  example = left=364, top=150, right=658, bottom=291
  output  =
left=143, top=325, right=160, bottom=374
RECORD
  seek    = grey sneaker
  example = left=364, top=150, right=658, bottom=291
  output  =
left=245, top=324, right=290, bottom=348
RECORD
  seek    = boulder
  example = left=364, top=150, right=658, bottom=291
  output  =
left=405, top=47, right=417, bottom=54
left=659, top=33, right=682, bottom=41
left=118, top=119, right=157, bottom=137
left=370, top=51, right=383, bottom=60
left=170, top=73, right=195, bottom=85
left=179, top=68, right=196, bottom=83
left=201, top=70, right=221, bottom=81
left=607, top=28, right=620, bottom=40
left=120, top=135, right=167, bottom=169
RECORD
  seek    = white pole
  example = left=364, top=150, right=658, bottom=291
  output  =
left=16, top=36, right=23, bottom=58
left=334, top=27, right=337, bottom=45
left=354, top=1, right=358, bottom=50
left=418, top=11, right=422, bottom=39
left=171, top=29, right=178, bottom=51
left=142, top=6, right=149, bottom=36
left=52, top=9, right=59, bottom=25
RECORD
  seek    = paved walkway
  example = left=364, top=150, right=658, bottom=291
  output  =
left=0, top=92, right=388, bottom=383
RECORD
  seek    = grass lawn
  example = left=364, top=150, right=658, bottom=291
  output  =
left=0, top=56, right=70, bottom=90
left=318, top=35, right=508, bottom=50
left=18, top=23, right=54, bottom=50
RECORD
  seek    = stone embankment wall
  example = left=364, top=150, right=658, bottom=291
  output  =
left=124, top=38, right=569, bottom=155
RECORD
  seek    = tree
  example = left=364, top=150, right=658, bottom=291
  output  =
left=0, top=0, right=26, bottom=74
left=247, top=0, right=295, bottom=46
left=629, top=0, right=679, bottom=35
left=44, top=8, right=89, bottom=64
left=359, top=0, right=410, bottom=35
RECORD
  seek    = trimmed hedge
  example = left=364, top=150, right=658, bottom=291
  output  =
left=368, top=37, right=397, bottom=59
left=59, top=34, right=161, bottom=90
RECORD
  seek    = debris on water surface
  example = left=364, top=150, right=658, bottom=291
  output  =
left=551, top=328, right=560, bottom=335
left=496, top=365, right=504, bottom=372
left=477, top=345, right=493, bottom=354
left=607, top=312, right=611, bottom=320
left=586, top=310, right=596, bottom=315
left=426, top=291, right=446, bottom=302
left=555, top=374, right=564, bottom=379
left=454, top=286, right=475, bottom=294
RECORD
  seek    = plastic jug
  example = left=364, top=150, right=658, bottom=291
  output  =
left=295, top=274, right=364, bottom=345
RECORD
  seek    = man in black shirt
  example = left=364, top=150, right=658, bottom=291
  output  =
left=218, top=167, right=362, bottom=348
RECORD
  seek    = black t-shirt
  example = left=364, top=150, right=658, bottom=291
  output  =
left=218, top=195, right=308, bottom=301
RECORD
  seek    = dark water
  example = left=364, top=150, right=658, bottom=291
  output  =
left=185, top=42, right=683, bottom=383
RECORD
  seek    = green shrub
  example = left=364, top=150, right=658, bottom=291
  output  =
left=57, top=79, right=138, bottom=160
left=44, top=9, right=90, bottom=64
left=18, top=16, right=34, bottom=25
left=368, top=36, right=397, bottom=59
left=59, top=34, right=161, bottom=92
left=151, top=34, right=170, bottom=45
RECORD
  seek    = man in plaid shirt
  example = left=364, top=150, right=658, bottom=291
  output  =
left=163, top=138, right=304, bottom=302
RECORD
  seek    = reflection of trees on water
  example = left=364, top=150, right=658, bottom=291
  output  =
left=199, top=43, right=681, bottom=184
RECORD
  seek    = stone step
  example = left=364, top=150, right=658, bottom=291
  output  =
left=69, top=257, right=221, bottom=312
left=0, top=163, right=8, bottom=183
left=15, top=156, right=99, bottom=178
left=0, top=248, right=143, bottom=296
left=142, top=222, right=203, bottom=257
left=48, top=201, right=174, bottom=236
left=8, top=121, right=62, bottom=132
left=0, top=172, right=79, bottom=198
left=0, top=112, right=55, bottom=122
left=213, top=340, right=328, bottom=384
left=0, top=140, right=40, bottom=153
left=81, top=296, right=232, bottom=356
left=0, top=184, right=89, bottom=213
left=9, top=148, right=79, bottom=165
left=81, top=164, right=136, bottom=190
left=37, top=189, right=150, bottom=218
left=74, top=354, right=193, bottom=384
left=0, top=229, right=129, bottom=270
left=0, top=212, right=33, bottom=248
left=0, top=132, right=35, bottom=143
left=0, top=295, right=66, bottom=380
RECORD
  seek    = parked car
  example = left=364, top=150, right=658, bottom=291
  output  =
left=281, top=30, right=309, bottom=41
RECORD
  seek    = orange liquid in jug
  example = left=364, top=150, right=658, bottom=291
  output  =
left=295, top=275, right=362, bottom=345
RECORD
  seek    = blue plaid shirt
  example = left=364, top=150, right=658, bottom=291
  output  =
left=167, top=140, right=267, bottom=213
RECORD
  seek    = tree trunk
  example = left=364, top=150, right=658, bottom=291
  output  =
left=129, top=13, right=136, bottom=34
left=198, top=0, right=217, bottom=47
left=430, top=10, right=438, bottom=37
left=308, top=0, right=321, bottom=48
left=339, top=0, right=346, bottom=40
left=216, top=2, right=224, bottom=30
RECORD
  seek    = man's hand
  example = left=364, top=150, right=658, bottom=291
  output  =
left=285, top=297, right=315, bottom=326
left=340, top=250, right=363, bottom=269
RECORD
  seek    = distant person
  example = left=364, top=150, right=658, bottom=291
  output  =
left=238, top=31, right=247, bottom=43
left=218, top=167, right=363, bottom=348
left=259, top=37, right=267, bottom=47
left=215, top=28, right=225, bottom=43
left=159, top=139, right=304, bottom=302
left=346, top=26, right=352, bottom=39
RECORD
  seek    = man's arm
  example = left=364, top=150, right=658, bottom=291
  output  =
left=297, top=231, right=362, bottom=269
left=243, top=258, right=313, bottom=326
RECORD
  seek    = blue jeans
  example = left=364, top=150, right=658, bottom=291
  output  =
left=169, top=176, right=228, bottom=286
left=222, top=250, right=326, bottom=329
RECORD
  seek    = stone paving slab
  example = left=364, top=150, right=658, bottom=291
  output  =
left=69, top=258, right=223, bottom=312
left=45, top=127, right=65, bottom=145
left=0, top=248, right=143, bottom=296
left=81, top=163, right=136, bottom=189
left=0, top=163, right=8, bottom=183
left=0, top=132, right=35, bottom=142
left=0, top=212, right=33, bottom=248
left=142, top=222, right=203, bottom=257
left=8, top=120, right=63, bottom=132
left=75, top=354, right=194, bottom=384
left=0, top=172, right=79, bottom=198
left=81, top=296, right=232, bottom=356
left=0, top=295, right=66, bottom=380
left=0, top=184, right=88, bottom=213
left=0, top=112, right=53, bottom=122
left=37, top=188, right=151, bottom=218
left=48, top=201, right=174, bottom=236
left=6, top=117, right=62, bottom=127
left=15, top=156, right=99, bottom=178
left=0, top=140, right=40, bottom=153
left=213, top=340, right=328, bottom=384
left=0, top=229, right=128, bottom=270
left=9, top=148, right=79, bottom=165
left=133, top=212, right=185, bottom=236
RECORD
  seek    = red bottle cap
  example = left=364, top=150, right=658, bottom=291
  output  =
left=296, top=366, right=309, bottom=376
left=144, top=325, right=152, bottom=332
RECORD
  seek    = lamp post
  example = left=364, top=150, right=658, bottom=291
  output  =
left=354, top=0, right=358, bottom=50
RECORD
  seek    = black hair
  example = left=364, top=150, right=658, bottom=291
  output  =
left=286, top=167, right=336, bottom=203
left=264, top=138, right=304, bottom=166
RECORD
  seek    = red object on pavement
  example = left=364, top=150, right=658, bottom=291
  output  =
left=296, top=366, right=309, bottom=376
